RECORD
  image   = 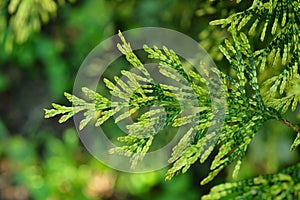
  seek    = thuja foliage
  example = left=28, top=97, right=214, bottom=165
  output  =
left=202, top=163, right=300, bottom=199
left=210, top=0, right=300, bottom=114
left=0, top=0, right=74, bottom=52
left=45, top=0, right=300, bottom=198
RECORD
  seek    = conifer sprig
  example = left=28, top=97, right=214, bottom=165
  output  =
left=202, top=163, right=300, bottom=200
left=45, top=31, right=212, bottom=170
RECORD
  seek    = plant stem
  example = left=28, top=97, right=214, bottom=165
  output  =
left=281, top=118, right=300, bottom=133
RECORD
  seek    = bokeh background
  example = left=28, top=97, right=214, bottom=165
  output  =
left=0, top=0, right=299, bottom=199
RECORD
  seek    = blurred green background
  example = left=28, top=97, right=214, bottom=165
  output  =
left=0, top=0, right=299, bottom=199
